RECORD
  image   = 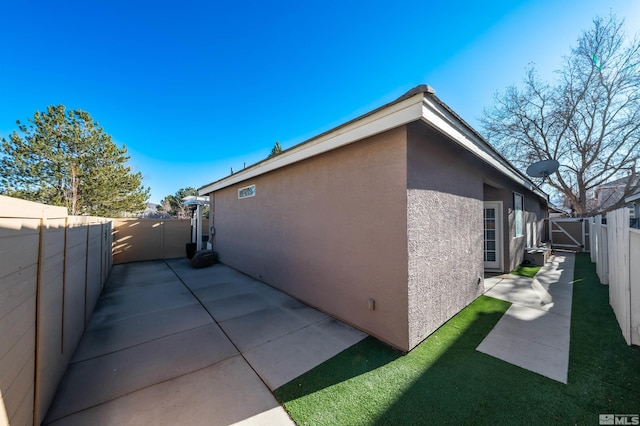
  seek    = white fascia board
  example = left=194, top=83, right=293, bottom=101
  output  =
left=199, top=93, right=425, bottom=195
left=626, top=192, right=640, bottom=203
left=420, top=97, right=548, bottom=201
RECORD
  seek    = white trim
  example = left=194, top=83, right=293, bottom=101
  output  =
left=626, top=192, right=640, bottom=203
left=484, top=201, right=504, bottom=271
left=199, top=90, right=548, bottom=202
left=199, top=93, right=425, bottom=194
left=513, top=192, right=524, bottom=238
left=420, top=97, right=547, bottom=200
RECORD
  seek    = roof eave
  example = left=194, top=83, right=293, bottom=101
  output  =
left=421, top=95, right=548, bottom=201
left=199, top=85, right=547, bottom=202
left=198, top=90, right=426, bottom=195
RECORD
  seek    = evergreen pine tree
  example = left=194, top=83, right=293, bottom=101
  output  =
left=0, top=105, right=150, bottom=216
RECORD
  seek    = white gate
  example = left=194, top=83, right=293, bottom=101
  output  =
left=549, top=218, right=589, bottom=251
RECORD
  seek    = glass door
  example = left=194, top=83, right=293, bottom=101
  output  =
left=484, top=202, right=502, bottom=270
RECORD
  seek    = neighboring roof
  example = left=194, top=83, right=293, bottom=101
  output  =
left=597, top=175, right=638, bottom=189
left=548, top=204, right=572, bottom=215
left=198, top=85, right=548, bottom=200
left=593, top=175, right=640, bottom=210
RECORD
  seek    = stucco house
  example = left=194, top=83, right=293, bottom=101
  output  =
left=198, top=85, right=548, bottom=352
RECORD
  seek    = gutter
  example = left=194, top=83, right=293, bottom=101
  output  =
left=198, top=89, right=426, bottom=194
left=198, top=85, right=548, bottom=202
left=421, top=93, right=548, bottom=201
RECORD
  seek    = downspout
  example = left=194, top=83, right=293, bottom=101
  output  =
left=196, top=203, right=203, bottom=251
left=209, top=193, right=215, bottom=250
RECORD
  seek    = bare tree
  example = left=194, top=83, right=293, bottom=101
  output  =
left=482, top=15, right=640, bottom=216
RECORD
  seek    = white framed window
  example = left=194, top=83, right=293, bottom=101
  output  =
left=238, top=184, right=256, bottom=199
left=514, top=192, right=524, bottom=237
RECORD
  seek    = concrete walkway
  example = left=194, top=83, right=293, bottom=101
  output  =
left=477, top=253, right=575, bottom=383
left=43, top=259, right=366, bottom=425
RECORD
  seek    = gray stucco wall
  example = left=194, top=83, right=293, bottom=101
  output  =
left=406, top=122, right=485, bottom=349
left=207, top=118, right=548, bottom=352
left=210, top=127, right=411, bottom=350
left=484, top=175, right=548, bottom=272
left=484, top=184, right=514, bottom=272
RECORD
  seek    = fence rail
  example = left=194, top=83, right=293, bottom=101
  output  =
left=0, top=195, right=112, bottom=426
left=589, top=209, right=639, bottom=346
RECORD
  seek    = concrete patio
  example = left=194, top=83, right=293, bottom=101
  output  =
left=43, top=259, right=367, bottom=425
left=478, top=252, right=575, bottom=383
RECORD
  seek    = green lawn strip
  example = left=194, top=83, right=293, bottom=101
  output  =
left=567, top=253, right=640, bottom=412
left=510, top=264, right=541, bottom=278
left=275, top=296, right=578, bottom=425
left=275, top=253, right=640, bottom=425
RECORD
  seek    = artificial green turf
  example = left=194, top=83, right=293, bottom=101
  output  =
left=511, top=264, right=542, bottom=278
left=274, top=253, right=640, bottom=425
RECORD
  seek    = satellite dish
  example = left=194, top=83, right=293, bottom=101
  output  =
left=526, top=159, right=559, bottom=179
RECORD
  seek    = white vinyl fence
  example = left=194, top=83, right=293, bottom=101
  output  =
left=589, top=209, right=640, bottom=346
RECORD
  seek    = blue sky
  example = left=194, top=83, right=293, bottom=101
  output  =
left=1, top=1, right=639, bottom=204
